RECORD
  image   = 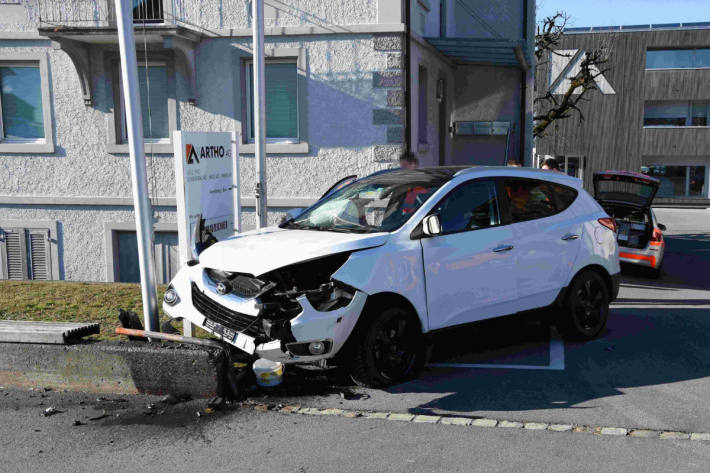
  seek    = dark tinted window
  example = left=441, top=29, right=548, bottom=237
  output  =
left=504, top=179, right=556, bottom=222
left=551, top=184, right=578, bottom=211
left=433, top=180, right=499, bottom=234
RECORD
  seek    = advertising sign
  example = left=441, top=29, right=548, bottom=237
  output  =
left=173, top=131, right=240, bottom=265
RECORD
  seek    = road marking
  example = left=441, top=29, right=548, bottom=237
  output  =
left=427, top=327, right=565, bottom=371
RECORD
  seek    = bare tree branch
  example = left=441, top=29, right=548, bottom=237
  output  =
left=533, top=12, right=612, bottom=138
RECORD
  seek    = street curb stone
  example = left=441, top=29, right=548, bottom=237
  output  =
left=413, top=415, right=440, bottom=424
left=630, top=429, right=658, bottom=438
left=601, top=427, right=628, bottom=436
left=659, top=431, right=690, bottom=440
left=499, top=420, right=523, bottom=428
left=524, top=422, right=548, bottom=430
left=440, top=417, right=472, bottom=426
left=472, top=418, right=498, bottom=428
left=549, top=424, right=573, bottom=432
left=388, top=413, right=415, bottom=422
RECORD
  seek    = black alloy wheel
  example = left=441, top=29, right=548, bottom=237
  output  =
left=558, top=270, right=609, bottom=340
left=350, top=306, right=424, bottom=388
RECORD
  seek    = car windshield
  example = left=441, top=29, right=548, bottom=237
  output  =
left=286, top=169, right=449, bottom=233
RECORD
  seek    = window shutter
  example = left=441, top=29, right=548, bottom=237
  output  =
left=28, top=228, right=52, bottom=280
left=4, top=228, right=28, bottom=280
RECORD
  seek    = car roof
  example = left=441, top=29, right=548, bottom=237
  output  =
left=363, top=166, right=583, bottom=188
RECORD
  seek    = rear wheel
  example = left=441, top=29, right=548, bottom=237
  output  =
left=556, top=270, right=609, bottom=340
left=350, top=306, right=424, bottom=388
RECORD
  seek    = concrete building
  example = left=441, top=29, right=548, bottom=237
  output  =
left=0, top=0, right=533, bottom=282
left=535, top=23, right=710, bottom=207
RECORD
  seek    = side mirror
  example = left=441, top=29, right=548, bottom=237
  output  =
left=422, top=215, right=442, bottom=237
left=658, top=223, right=667, bottom=231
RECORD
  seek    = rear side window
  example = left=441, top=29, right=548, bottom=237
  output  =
left=433, top=179, right=500, bottom=234
left=504, top=179, right=556, bottom=222
left=551, top=183, right=578, bottom=212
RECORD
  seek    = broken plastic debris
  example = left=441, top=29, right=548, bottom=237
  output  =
left=43, top=407, right=62, bottom=417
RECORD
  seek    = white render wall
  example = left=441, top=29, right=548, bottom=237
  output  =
left=0, top=1, right=407, bottom=281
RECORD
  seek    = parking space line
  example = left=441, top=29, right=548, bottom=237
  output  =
left=427, top=328, right=565, bottom=371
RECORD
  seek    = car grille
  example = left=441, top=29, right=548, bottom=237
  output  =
left=191, top=283, right=264, bottom=338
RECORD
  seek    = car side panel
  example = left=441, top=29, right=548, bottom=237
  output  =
left=567, top=193, right=621, bottom=280
left=331, top=237, right=430, bottom=332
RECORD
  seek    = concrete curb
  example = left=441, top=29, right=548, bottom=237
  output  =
left=0, top=341, right=223, bottom=398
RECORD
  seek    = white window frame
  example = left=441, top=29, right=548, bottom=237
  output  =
left=0, top=53, right=54, bottom=153
left=244, top=58, right=300, bottom=145
left=118, top=60, right=170, bottom=144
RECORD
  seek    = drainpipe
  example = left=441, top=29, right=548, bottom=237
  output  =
left=404, top=0, right=412, bottom=157
left=519, top=0, right=528, bottom=166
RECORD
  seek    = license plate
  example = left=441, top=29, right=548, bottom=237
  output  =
left=203, top=319, right=255, bottom=354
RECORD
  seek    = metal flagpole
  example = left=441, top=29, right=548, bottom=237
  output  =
left=114, top=0, right=160, bottom=332
left=252, top=0, right=267, bottom=228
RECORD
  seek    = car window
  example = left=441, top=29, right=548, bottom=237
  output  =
left=432, top=180, right=500, bottom=234
left=551, top=183, right=578, bottom=212
left=504, top=179, right=556, bottom=222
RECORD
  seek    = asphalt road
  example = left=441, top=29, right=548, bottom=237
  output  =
left=1, top=208, right=709, bottom=472
left=1, top=389, right=709, bottom=473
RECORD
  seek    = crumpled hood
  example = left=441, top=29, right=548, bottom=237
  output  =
left=197, top=227, right=390, bottom=276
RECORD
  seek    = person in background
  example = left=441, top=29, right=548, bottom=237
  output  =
left=541, top=157, right=560, bottom=171
left=507, top=160, right=522, bottom=167
left=399, top=152, right=418, bottom=169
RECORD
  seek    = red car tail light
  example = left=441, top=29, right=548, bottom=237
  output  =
left=598, top=217, right=617, bottom=233
left=651, top=227, right=664, bottom=244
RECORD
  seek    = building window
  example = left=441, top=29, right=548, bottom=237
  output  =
left=418, top=66, right=428, bottom=144
left=115, top=230, right=177, bottom=284
left=646, top=48, right=710, bottom=70
left=245, top=60, right=298, bottom=143
left=0, top=53, right=53, bottom=153
left=119, top=64, right=170, bottom=142
left=643, top=102, right=710, bottom=127
left=0, top=65, right=44, bottom=141
left=0, top=226, right=53, bottom=280
left=642, top=165, right=707, bottom=197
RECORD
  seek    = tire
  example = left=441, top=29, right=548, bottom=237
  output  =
left=350, top=305, right=424, bottom=388
left=556, top=270, right=610, bottom=341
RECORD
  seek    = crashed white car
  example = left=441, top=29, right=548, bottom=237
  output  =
left=163, top=166, right=620, bottom=387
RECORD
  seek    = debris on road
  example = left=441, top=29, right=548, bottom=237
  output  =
left=72, top=420, right=85, bottom=426
left=43, top=407, right=62, bottom=417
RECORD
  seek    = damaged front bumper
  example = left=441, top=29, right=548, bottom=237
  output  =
left=162, top=265, right=367, bottom=364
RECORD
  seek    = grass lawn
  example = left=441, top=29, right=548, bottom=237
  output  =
left=0, top=280, right=200, bottom=341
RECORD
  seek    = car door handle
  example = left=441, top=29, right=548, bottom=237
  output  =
left=492, top=245, right=514, bottom=253
left=561, top=233, right=580, bottom=241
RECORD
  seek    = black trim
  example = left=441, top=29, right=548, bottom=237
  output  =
left=610, top=272, right=620, bottom=302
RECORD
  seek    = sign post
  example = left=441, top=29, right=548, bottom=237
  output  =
left=114, top=0, right=159, bottom=333
left=173, top=131, right=240, bottom=336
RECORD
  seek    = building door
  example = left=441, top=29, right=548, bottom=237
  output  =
left=438, top=78, right=447, bottom=166
left=116, top=231, right=178, bottom=284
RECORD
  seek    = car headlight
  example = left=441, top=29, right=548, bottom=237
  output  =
left=164, top=286, right=181, bottom=306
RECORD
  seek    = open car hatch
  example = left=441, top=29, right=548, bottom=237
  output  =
left=593, top=170, right=660, bottom=208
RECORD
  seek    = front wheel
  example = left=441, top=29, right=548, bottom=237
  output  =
left=350, top=306, right=424, bottom=388
left=556, top=270, right=610, bottom=340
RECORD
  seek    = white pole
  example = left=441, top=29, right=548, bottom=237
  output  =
left=115, top=0, right=159, bottom=332
left=232, top=131, right=242, bottom=234
left=252, top=0, right=267, bottom=228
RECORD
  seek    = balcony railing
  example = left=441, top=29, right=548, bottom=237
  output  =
left=38, top=0, right=180, bottom=28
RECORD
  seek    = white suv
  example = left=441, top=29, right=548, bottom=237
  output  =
left=163, top=167, right=620, bottom=387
